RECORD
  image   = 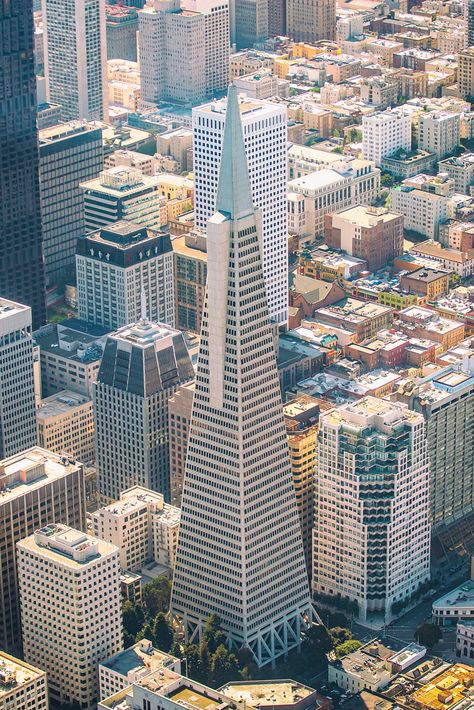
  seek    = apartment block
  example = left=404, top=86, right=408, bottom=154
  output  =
left=0, top=300, right=37, bottom=461
left=172, top=230, right=207, bottom=333
left=397, top=306, right=465, bottom=351
left=18, top=525, right=122, bottom=709
left=439, top=153, right=474, bottom=194
left=458, top=47, right=474, bottom=101
left=399, top=267, right=450, bottom=299
left=324, top=205, right=403, bottom=272
left=287, top=0, right=336, bottom=43
left=235, top=0, right=269, bottom=49
left=418, top=112, right=460, bottom=161
left=390, top=185, right=447, bottom=240
left=314, top=398, right=431, bottom=624
left=36, top=390, right=95, bottom=464
left=76, top=221, right=175, bottom=330
left=106, top=4, right=138, bottom=61
left=94, top=319, right=194, bottom=501
left=91, top=486, right=180, bottom=572
left=0, top=448, right=86, bottom=651
left=362, top=110, right=411, bottom=167
left=168, top=381, right=195, bottom=507
left=0, top=652, right=48, bottom=710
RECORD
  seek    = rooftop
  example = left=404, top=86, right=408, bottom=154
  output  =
left=101, top=639, right=178, bottom=678
left=0, top=652, right=45, bottom=697
left=0, top=448, right=81, bottom=505
left=18, top=523, right=118, bottom=568
left=333, top=205, right=400, bottom=227
left=433, top=579, right=474, bottom=611
left=219, top=681, right=320, bottom=708
left=112, top=319, right=183, bottom=350
left=33, top=320, right=108, bottom=362
left=37, top=390, right=91, bottom=420
left=411, top=663, right=474, bottom=709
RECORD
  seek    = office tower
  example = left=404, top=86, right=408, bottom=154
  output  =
left=76, top=222, right=175, bottom=330
left=0, top=653, right=48, bottom=710
left=171, top=86, right=313, bottom=667
left=0, top=300, right=37, bottom=461
left=139, top=0, right=229, bottom=105
left=106, top=5, right=139, bottom=61
left=193, top=95, right=288, bottom=324
left=1, top=0, right=46, bottom=328
left=168, top=381, right=195, bottom=506
left=362, top=110, right=411, bottom=167
left=18, top=524, right=122, bottom=709
left=458, top=47, right=474, bottom=100
left=268, top=0, right=285, bottom=36
left=0, top=448, right=86, bottom=651
left=42, top=0, right=108, bottom=121
left=287, top=0, right=336, bottom=44
left=39, top=121, right=103, bottom=286
left=173, top=230, right=207, bottom=332
left=94, top=317, right=194, bottom=502
left=314, top=397, right=431, bottom=624
left=37, top=390, right=95, bottom=464
left=466, top=0, right=474, bottom=47
left=235, top=0, right=269, bottom=49
left=91, top=486, right=180, bottom=572
left=418, top=112, right=460, bottom=161
left=392, top=359, right=474, bottom=550
left=81, top=167, right=164, bottom=231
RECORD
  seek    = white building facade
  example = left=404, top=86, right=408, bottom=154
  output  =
left=390, top=186, right=447, bottom=239
left=418, top=112, right=460, bottom=161
left=362, top=110, right=411, bottom=167
left=193, top=94, right=288, bottom=324
left=314, top=397, right=431, bottom=625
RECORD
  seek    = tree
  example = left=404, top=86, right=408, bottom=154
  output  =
left=153, top=612, right=174, bottom=652
left=198, top=641, right=212, bottom=683
left=142, top=576, right=172, bottom=618
left=123, top=601, right=141, bottom=636
left=415, top=623, right=442, bottom=649
left=124, top=629, right=136, bottom=649
left=211, top=645, right=241, bottom=687
left=301, top=624, right=333, bottom=662
left=329, top=627, right=353, bottom=645
left=203, top=614, right=227, bottom=654
left=183, top=643, right=201, bottom=679
left=380, top=172, right=395, bottom=188
left=170, top=640, right=183, bottom=659
left=335, top=639, right=362, bottom=658
left=136, top=623, right=155, bottom=644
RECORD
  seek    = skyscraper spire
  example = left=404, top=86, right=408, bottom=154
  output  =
left=170, top=85, right=314, bottom=667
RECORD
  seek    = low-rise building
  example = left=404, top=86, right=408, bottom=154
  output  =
left=99, top=639, right=181, bottom=701
left=120, top=571, right=142, bottom=605
left=289, top=275, right=346, bottom=320
left=439, top=153, right=474, bottom=195
left=219, top=680, right=331, bottom=710
left=400, top=267, right=450, bottom=299
left=0, top=652, right=48, bottom=710
left=390, top=185, right=447, bottom=240
left=397, top=306, right=465, bottom=351
left=381, top=148, right=437, bottom=179
left=433, top=580, right=474, bottom=626
left=313, top=298, right=394, bottom=342
left=298, top=246, right=367, bottom=282
left=409, top=241, right=474, bottom=279
left=456, top=620, right=474, bottom=662
left=36, top=390, right=94, bottom=464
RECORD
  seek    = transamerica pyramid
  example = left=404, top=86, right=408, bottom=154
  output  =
left=170, top=85, right=314, bottom=667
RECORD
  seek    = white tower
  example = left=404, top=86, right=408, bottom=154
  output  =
left=192, top=94, right=288, bottom=325
left=170, top=86, right=313, bottom=667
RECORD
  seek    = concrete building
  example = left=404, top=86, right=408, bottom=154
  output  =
left=456, top=620, right=474, bottom=660
left=418, top=112, right=460, bottom=161
left=172, top=230, right=207, bottom=333
left=18, top=524, right=122, bottom=709
left=91, top=486, right=180, bottom=572
left=42, top=0, right=108, bottom=121
left=397, top=305, right=465, bottom=351
left=380, top=149, right=437, bottom=180
left=39, top=121, right=103, bottom=285
left=99, top=640, right=181, bottom=700
left=76, top=221, right=174, bottom=330
left=439, top=153, right=474, bottom=194
left=433, top=579, right=474, bottom=625
left=362, top=110, right=411, bottom=167
left=106, top=4, right=138, bottom=61
left=324, top=205, right=404, bottom=272
left=168, top=381, right=195, bottom=507
left=0, top=448, right=86, bottom=651
left=235, top=0, right=268, bottom=49
left=399, top=267, right=450, bottom=299
left=219, top=681, right=331, bottom=710
left=287, top=0, right=336, bottom=43
left=314, top=397, right=431, bottom=624
left=94, top=318, right=194, bottom=501
left=458, top=47, right=474, bottom=101
left=171, top=86, right=313, bottom=667
left=233, top=72, right=283, bottom=100
left=36, top=390, right=95, bottom=464
left=0, top=300, right=37, bottom=461
left=288, top=164, right=380, bottom=241
left=156, top=129, right=193, bottom=172
left=139, top=0, right=229, bottom=105
left=33, top=319, right=107, bottom=398
left=0, top=652, right=48, bottom=710
left=390, top=185, right=447, bottom=240
left=81, top=167, right=164, bottom=231
left=193, top=93, right=288, bottom=324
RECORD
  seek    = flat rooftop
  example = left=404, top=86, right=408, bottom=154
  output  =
left=37, top=390, right=91, bottom=420
left=334, top=205, right=400, bottom=227
left=411, top=664, right=474, bottom=709
left=219, top=681, right=316, bottom=707
left=433, top=579, right=474, bottom=610
left=18, top=523, right=117, bottom=569
left=168, top=686, right=232, bottom=710
left=0, top=448, right=80, bottom=505
left=101, top=641, right=175, bottom=676
left=0, top=652, right=45, bottom=697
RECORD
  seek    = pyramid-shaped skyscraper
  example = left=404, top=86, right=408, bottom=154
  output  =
left=170, top=86, right=314, bottom=667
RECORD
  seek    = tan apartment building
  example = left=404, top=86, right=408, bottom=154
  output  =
left=173, top=230, right=207, bottom=333
left=36, top=390, right=94, bottom=464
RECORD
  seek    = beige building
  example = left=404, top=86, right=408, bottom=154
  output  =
left=287, top=0, right=336, bottom=43
left=156, top=129, right=193, bottom=172
left=91, top=486, right=180, bottom=573
left=168, top=381, right=195, bottom=507
left=104, top=149, right=155, bottom=175
left=18, top=525, right=122, bottom=709
left=0, top=448, right=86, bottom=652
left=173, top=230, right=207, bottom=333
left=458, top=47, right=474, bottom=100
left=0, top=652, right=48, bottom=710
left=36, top=390, right=94, bottom=464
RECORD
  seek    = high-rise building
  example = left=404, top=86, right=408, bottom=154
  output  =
left=76, top=221, right=175, bottom=330
left=0, top=652, right=48, bottom=710
left=465, top=1, right=474, bottom=47
left=18, top=524, right=122, bottom=709
left=94, top=317, right=194, bottom=502
left=0, top=300, right=37, bottom=461
left=106, top=4, right=139, bottom=61
left=268, top=0, right=285, bottom=36
left=139, top=0, right=229, bottom=105
left=418, top=112, right=460, bottom=161
left=39, top=121, right=103, bottom=285
left=235, top=0, right=269, bottom=49
left=193, top=94, right=288, bottom=324
left=42, top=0, right=108, bottom=121
left=287, top=0, right=335, bottom=44
left=458, top=47, right=474, bottom=101
left=362, top=110, right=411, bottom=167
left=168, top=381, right=195, bottom=507
left=172, top=230, right=207, bottom=333
left=36, top=390, right=95, bottom=464
left=314, top=397, right=431, bottom=624
left=171, top=86, right=313, bottom=666
left=0, top=448, right=86, bottom=651
left=1, top=0, right=46, bottom=328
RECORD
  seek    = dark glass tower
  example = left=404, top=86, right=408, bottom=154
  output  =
left=0, top=0, right=46, bottom=328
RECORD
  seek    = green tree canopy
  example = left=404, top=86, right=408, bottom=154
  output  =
left=136, top=623, right=155, bottom=644
left=123, top=600, right=142, bottom=636
left=183, top=643, right=201, bottom=679
left=301, top=624, right=333, bottom=662
left=330, top=627, right=353, bottom=645
left=203, top=614, right=227, bottom=655
left=415, top=623, right=442, bottom=649
left=335, top=639, right=362, bottom=658
left=211, top=645, right=241, bottom=687
left=142, top=576, right=172, bottom=618
left=153, top=612, right=174, bottom=652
